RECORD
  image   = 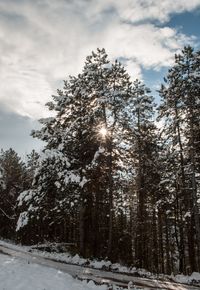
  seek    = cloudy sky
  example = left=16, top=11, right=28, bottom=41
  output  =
left=0, top=0, right=200, bottom=156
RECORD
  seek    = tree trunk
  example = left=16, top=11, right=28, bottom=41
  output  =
left=107, top=139, right=113, bottom=259
left=79, top=203, right=86, bottom=256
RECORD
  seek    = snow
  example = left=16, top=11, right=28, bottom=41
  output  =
left=71, top=253, right=87, bottom=265
left=16, top=190, right=39, bottom=231
left=64, top=172, right=81, bottom=184
left=0, top=240, right=153, bottom=280
left=16, top=211, right=29, bottom=231
left=17, top=190, right=36, bottom=207
left=90, top=146, right=105, bottom=167
left=1, top=240, right=200, bottom=289
left=79, top=176, right=88, bottom=188
left=0, top=165, right=5, bottom=189
left=55, top=181, right=61, bottom=188
left=0, top=253, right=110, bottom=290
left=173, top=272, right=200, bottom=285
left=0, top=240, right=162, bottom=283
left=39, top=149, right=70, bottom=168
left=184, top=212, right=191, bottom=219
left=90, top=260, right=111, bottom=269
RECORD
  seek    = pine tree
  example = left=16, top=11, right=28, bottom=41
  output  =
left=16, top=49, right=134, bottom=258
left=129, top=80, right=160, bottom=270
left=0, top=148, right=27, bottom=239
left=26, top=150, right=40, bottom=187
left=158, top=46, right=200, bottom=273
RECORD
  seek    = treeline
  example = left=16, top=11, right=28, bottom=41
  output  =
left=0, top=149, right=38, bottom=238
left=0, top=46, right=200, bottom=275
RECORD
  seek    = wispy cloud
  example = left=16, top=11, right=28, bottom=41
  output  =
left=0, top=0, right=199, bottom=118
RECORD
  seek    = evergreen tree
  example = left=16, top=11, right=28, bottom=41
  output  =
left=128, top=80, right=160, bottom=270
left=16, top=49, right=133, bottom=259
left=15, top=46, right=200, bottom=273
left=158, top=46, right=200, bottom=273
left=0, top=148, right=27, bottom=239
left=26, top=150, right=40, bottom=187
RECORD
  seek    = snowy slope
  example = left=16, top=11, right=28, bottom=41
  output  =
left=1, top=240, right=200, bottom=290
left=0, top=253, right=112, bottom=290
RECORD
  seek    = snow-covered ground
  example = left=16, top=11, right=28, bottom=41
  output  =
left=0, top=253, right=122, bottom=290
left=0, top=240, right=156, bottom=277
left=1, top=239, right=200, bottom=289
left=174, top=272, right=200, bottom=286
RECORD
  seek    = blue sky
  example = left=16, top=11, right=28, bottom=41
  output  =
left=168, top=10, right=200, bottom=36
left=0, top=0, right=200, bottom=155
left=143, top=9, right=200, bottom=102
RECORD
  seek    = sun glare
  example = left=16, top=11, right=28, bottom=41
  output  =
left=99, top=127, right=107, bottom=138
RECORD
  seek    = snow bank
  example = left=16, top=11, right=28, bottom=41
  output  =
left=1, top=240, right=200, bottom=287
left=0, top=253, right=120, bottom=290
left=173, top=272, right=200, bottom=285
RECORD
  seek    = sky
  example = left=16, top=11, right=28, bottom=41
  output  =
left=0, top=0, right=200, bottom=156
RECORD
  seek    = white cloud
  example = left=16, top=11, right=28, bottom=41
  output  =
left=94, top=0, right=200, bottom=23
left=0, top=0, right=199, bottom=119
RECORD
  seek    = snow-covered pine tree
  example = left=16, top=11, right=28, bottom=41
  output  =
left=26, top=150, right=40, bottom=187
left=158, top=46, right=200, bottom=273
left=156, top=136, right=179, bottom=274
left=16, top=49, right=134, bottom=259
left=0, top=148, right=27, bottom=239
left=128, top=80, right=160, bottom=270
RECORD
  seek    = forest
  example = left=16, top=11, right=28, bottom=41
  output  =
left=0, top=46, right=200, bottom=276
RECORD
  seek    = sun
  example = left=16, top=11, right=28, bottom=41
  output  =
left=99, top=127, right=107, bottom=138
